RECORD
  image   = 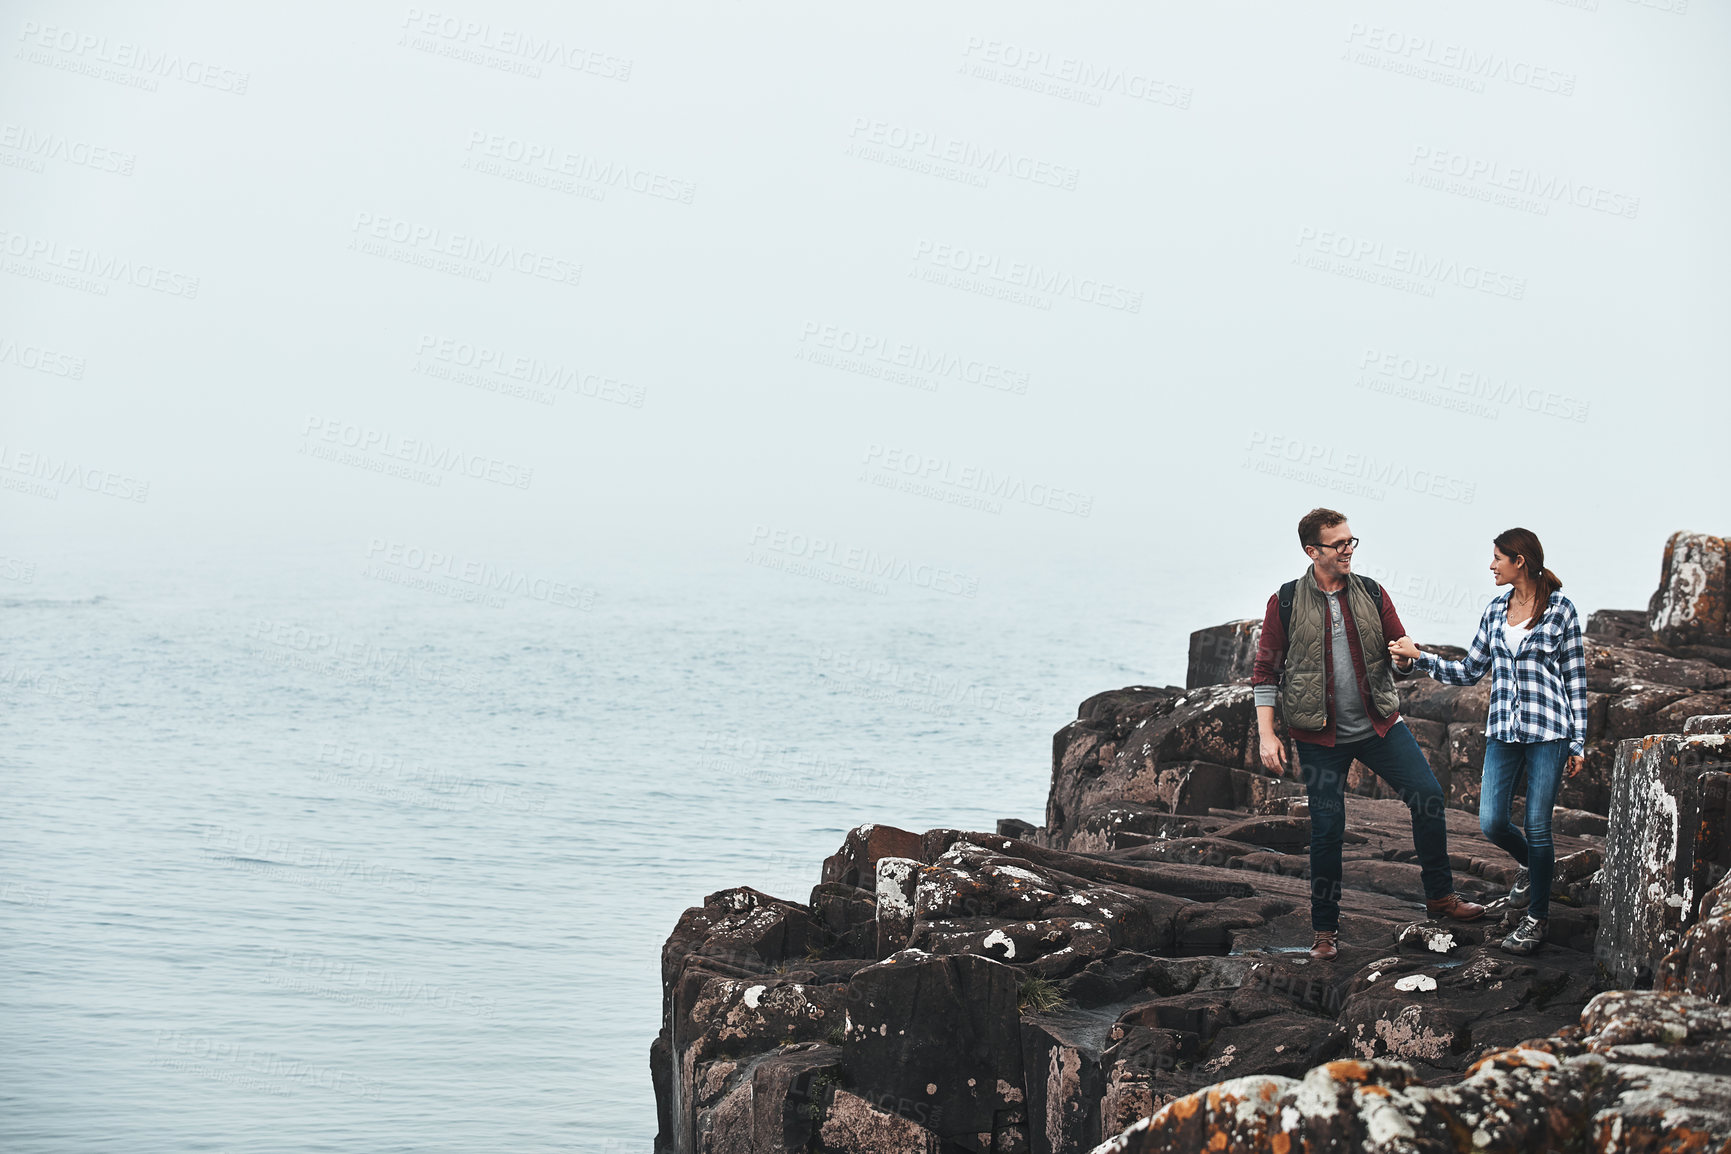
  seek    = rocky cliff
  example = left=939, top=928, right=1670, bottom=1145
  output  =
left=653, top=530, right=1731, bottom=1153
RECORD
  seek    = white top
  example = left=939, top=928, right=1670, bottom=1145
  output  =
left=1503, top=618, right=1534, bottom=651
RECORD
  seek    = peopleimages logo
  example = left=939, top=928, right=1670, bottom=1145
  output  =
left=300, top=415, right=533, bottom=489
left=364, top=538, right=596, bottom=611
left=910, top=239, right=1143, bottom=313
left=15, top=20, right=251, bottom=94
left=462, top=131, right=694, bottom=204
left=1294, top=227, right=1526, bottom=300
left=0, top=226, right=200, bottom=298
left=0, top=443, right=149, bottom=501
left=861, top=444, right=1092, bottom=517
left=398, top=8, right=632, bottom=80
left=414, top=335, right=645, bottom=408
left=845, top=117, right=1080, bottom=190
left=747, top=525, right=979, bottom=598
left=1343, top=24, right=1576, bottom=96
left=0, top=335, right=85, bottom=379
left=348, top=212, right=582, bottom=287
left=1243, top=431, right=1477, bottom=504
left=797, top=322, right=1029, bottom=395
left=1407, top=147, right=1639, bottom=220
left=1357, top=347, right=1590, bottom=423
left=958, top=36, right=1193, bottom=109
left=0, top=122, right=135, bottom=175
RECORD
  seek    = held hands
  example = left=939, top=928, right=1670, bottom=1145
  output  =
left=1566, top=755, right=1584, bottom=779
left=1387, top=635, right=1422, bottom=665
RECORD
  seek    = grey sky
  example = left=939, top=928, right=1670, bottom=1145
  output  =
left=4, top=0, right=1726, bottom=628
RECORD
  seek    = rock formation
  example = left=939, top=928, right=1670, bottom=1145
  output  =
left=1101, top=874, right=1731, bottom=1154
left=653, top=531, right=1731, bottom=1153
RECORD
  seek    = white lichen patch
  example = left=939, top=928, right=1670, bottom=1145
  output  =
left=997, top=1078, right=1024, bottom=1104
left=1394, top=974, right=1438, bottom=992
left=1428, top=932, right=1455, bottom=953
left=1292, top=1064, right=1344, bottom=1119
left=982, top=929, right=1016, bottom=959
left=1355, top=1085, right=1420, bottom=1145
left=1368, top=1006, right=1454, bottom=1061
left=875, top=858, right=919, bottom=921
left=743, top=984, right=767, bottom=1009
left=993, top=864, right=1047, bottom=885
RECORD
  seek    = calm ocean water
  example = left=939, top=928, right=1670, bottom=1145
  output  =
left=0, top=549, right=1192, bottom=1153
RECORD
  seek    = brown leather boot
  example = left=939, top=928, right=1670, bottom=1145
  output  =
left=1309, top=931, right=1339, bottom=961
left=1425, top=893, right=1486, bottom=922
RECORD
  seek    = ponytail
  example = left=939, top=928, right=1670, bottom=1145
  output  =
left=1494, top=528, right=1560, bottom=627
left=1537, top=566, right=1563, bottom=598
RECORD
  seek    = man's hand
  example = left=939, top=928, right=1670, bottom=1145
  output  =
left=1565, top=754, right=1584, bottom=779
left=1259, top=730, right=1288, bottom=773
left=1387, top=635, right=1422, bottom=663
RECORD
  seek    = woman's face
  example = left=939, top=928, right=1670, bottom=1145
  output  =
left=1489, top=546, right=1524, bottom=587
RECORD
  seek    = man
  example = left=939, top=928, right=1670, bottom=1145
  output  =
left=1252, top=508, right=1483, bottom=962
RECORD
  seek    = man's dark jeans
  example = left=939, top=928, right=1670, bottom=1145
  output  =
left=1296, top=721, right=1454, bottom=932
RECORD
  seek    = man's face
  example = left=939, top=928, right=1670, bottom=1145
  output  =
left=1306, top=522, right=1355, bottom=577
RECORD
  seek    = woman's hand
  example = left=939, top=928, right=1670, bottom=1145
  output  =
left=1387, top=636, right=1422, bottom=662
left=1565, top=755, right=1584, bottom=779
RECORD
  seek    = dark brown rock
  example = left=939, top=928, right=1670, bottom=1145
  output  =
left=817, top=1088, right=940, bottom=1153
left=1649, top=530, right=1730, bottom=651
left=1588, top=607, right=1650, bottom=641
left=1587, top=642, right=1731, bottom=693
left=695, top=1045, right=841, bottom=1154
left=1185, top=620, right=1259, bottom=690
left=842, top=950, right=1026, bottom=1153
left=1607, top=684, right=1696, bottom=740
left=1660, top=873, right=1731, bottom=1005
left=1209, top=817, right=1311, bottom=854
left=821, top=823, right=924, bottom=892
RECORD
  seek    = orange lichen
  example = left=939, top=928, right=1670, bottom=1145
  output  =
left=1272, top=1134, right=1292, bottom=1154
left=1323, top=1059, right=1373, bottom=1081
left=1170, top=1095, right=1199, bottom=1121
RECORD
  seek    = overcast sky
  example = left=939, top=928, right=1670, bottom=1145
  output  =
left=4, top=0, right=1726, bottom=626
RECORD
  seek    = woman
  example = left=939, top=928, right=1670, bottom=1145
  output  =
left=1387, top=528, right=1588, bottom=955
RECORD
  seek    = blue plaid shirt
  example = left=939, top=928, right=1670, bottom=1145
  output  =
left=1412, top=591, right=1590, bottom=756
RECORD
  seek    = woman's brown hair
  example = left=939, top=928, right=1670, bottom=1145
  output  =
left=1494, top=527, right=1562, bottom=626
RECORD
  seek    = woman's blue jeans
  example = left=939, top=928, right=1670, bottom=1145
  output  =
left=1479, top=738, right=1569, bottom=919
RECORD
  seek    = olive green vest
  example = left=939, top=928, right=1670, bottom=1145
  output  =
left=1278, top=568, right=1401, bottom=732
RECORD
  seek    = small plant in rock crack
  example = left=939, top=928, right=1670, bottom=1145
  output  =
left=802, top=1069, right=844, bottom=1122
left=1017, top=976, right=1067, bottom=1014
left=824, top=1025, right=847, bottom=1045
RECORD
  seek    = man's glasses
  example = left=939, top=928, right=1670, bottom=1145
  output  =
left=1309, top=537, right=1359, bottom=554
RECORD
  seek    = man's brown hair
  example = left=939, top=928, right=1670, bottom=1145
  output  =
left=1297, top=508, right=1347, bottom=548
